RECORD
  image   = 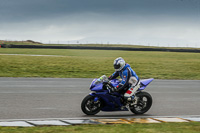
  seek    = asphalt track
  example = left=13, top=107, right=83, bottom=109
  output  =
left=0, top=78, right=200, bottom=120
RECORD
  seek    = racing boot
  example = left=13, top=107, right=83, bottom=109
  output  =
left=125, top=95, right=135, bottom=102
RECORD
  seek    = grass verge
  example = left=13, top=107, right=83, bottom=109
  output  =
left=0, top=48, right=200, bottom=79
left=0, top=122, right=200, bottom=133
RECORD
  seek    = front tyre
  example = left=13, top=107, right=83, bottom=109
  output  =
left=81, top=95, right=102, bottom=115
left=130, top=91, right=152, bottom=115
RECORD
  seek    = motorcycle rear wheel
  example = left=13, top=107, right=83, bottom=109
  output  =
left=130, top=91, right=152, bottom=114
left=81, top=95, right=102, bottom=115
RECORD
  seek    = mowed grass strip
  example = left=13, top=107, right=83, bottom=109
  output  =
left=0, top=122, right=200, bottom=133
left=0, top=49, right=199, bottom=79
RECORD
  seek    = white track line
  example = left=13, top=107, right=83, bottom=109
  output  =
left=0, top=54, right=66, bottom=57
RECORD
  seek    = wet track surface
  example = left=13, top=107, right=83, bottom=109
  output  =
left=0, top=78, right=200, bottom=119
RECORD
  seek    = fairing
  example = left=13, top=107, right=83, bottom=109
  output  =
left=141, top=78, right=154, bottom=86
left=90, top=79, right=120, bottom=91
left=139, top=78, right=154, bottom=90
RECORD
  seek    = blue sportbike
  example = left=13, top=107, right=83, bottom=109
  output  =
left=81, top=75, right=153, bottom=115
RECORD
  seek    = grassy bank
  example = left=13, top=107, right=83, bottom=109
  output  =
left=0, top=122, right=200, bottom=133
left=1, top=41, right=200, bottom=50
left=0, top=49, right=199, bottom=79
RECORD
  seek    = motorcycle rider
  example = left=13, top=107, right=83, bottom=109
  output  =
left=108, top=57, right=140, bottom=102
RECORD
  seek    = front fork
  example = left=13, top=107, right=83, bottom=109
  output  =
left=89, top=93, right=99, bottom=102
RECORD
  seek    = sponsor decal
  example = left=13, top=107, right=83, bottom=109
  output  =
left=126, top=90, right=132, bottom=94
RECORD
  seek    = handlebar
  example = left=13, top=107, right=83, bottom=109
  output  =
left=103, top=81, right=114, bottom=91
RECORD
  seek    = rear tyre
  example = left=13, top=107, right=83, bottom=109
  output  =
left=130, top=91, right=152, bottom=114
left=81, top=95, right=102, bottom=115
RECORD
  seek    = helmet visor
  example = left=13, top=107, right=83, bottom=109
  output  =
left=114, top=64, right=120, bottom=70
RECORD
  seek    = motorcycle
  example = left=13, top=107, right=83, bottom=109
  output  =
left=81, top=75, right=153, bottom=115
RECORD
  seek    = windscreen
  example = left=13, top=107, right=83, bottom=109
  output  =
left=94, top=75, right=108, bottom=85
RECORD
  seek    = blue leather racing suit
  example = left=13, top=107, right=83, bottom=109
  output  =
left=108, top=63, right=139, bottom=93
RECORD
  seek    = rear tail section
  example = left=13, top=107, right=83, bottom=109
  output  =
left=139, top=78, right=154, bottom=90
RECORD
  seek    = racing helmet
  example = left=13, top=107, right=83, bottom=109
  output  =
left=113, top=57, right=125, bottom=71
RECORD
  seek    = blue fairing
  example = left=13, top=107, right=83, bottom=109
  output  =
left=90, top=79, right=120, bottom=91
left=91, top=84, right=103, bottom=91
left=90, top=92, right=127, bottom=111
left=139, top=78, right=154, bottom=90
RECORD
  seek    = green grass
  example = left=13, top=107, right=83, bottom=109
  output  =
left=0, top=122, right=200, bottom=133
left=0, top=48, right=200, bottom=79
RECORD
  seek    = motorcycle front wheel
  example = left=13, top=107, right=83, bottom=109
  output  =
left=81, top=95, right=102, bottom=115
left=130, top=91, right=152, bottom=114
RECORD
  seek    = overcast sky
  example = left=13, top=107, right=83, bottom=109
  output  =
left=0, top=0, right=200, bottom=47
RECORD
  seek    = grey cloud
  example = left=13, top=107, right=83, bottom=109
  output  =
left=0, top=0, right=199, bottom=22
left=0, top=0, right=199, bottom=47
